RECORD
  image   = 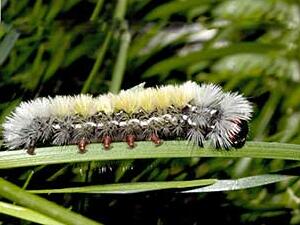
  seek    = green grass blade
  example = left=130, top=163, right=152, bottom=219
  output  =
left=114, top=0, right=127, bottom=21
left=182, top=174, right=294, bottom=193
left=110, top=26, right=131, bottom=93
left=29, top=179, right=216, bottom=194
left=0, top=28, right=19, bottom=65
left=253, top=91, right=281, bottom=140
left=145, top=0, right=213, bottom=20
left=0, top=201, right=64, bottom=225
left=90, top=0, right=104, bottom=21
left=81, top=30, right=112, bottom=93
left=0, top=178, right=103, bottom=225
left=0, top=141, right=299, bottom=169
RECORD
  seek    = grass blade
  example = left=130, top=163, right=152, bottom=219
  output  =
left=143, top=43, right=283, bottom=77
left=0, top=28, right=19, bottom=65
left=90, top=0, right=104, bottom=21
left=182, top=174, right=294, bottom=193
left=110, top=25, right=131, bottom=93
left=29, top=179, right=216, bottom=194
left=145, top=0, right=213, bottom=20
left=114, top=0, right=127, bottom=21
left=0, top=178, right=103, bottom=225
left=0, top=141, right=299, bottom=169
left=0, top=201, right=64, bottom=225
left=81, top=30, right=112, bottom=93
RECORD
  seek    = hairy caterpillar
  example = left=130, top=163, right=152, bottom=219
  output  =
left=2, top=81, right=252, bottom=155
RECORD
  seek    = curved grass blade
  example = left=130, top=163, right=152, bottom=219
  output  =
left=0, top=141, right=299, bottom=169
left=29, top=179, right=216, bottom=194
left=182, top=174, right=295, bottom=193
left=0, top=201, right=64, bottom=225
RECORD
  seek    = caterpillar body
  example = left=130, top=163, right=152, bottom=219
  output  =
left=2, top=81, right=252, bottom=155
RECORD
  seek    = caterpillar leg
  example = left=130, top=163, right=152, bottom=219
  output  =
left=78, top=137, right=88, bottom=153
left=26, top=146, right=36, bottom=155
left=26, top=139, right=37, bottom=155
left=126, top=134, right=136, bottom=148
left=150, top=133, right=162, bottom=146
left=103, top=135, right=112, bottom=150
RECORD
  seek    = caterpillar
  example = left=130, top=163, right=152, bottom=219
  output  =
left=2, top=81, right=252, bottom=155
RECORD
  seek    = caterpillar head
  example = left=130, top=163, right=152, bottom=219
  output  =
left=189, top=84, right=253, bottom=149
left=229, top=119, right=249, bottom=148
left=208, top=92, right=252, bottom=149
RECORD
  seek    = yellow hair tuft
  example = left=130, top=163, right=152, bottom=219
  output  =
left=94, top=94, right=113, bottom=115
left=50, top=96, right=73, bottom=117
left=73, top=95, right=96, bottom=117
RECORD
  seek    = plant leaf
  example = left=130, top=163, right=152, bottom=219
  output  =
left=143, top=42, right=283, bottom=78
left=145, top=0, right=213, bottom=20
left=0, top=201, right=64, bottom=225
left=0, top=178, right=103, bottom=225
left=182, top=174, right=294, bottom=193
left=0, top=141, right=299, bottom=169
left=29, top=179, right=216, bottom=194
left=0, top=28, right=19, bottom=66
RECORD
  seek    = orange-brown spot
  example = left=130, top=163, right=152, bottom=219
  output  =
left=78, top=137, right=88, bottom=154
left=126, top=134, right=136, bottom=148
left=103, top=135, right=112, bottom=150
left=150, top=133, right=162, bottom=146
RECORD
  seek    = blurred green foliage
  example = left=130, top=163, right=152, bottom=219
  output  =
left=0, top=0, right=299, bottom=224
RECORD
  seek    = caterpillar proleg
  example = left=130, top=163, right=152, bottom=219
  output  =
left=2, top=81, right=252, bottom=154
